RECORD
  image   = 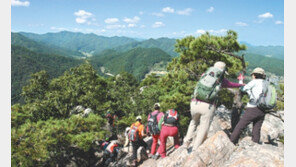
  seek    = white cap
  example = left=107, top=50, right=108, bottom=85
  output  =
left=214, top=61, right=229, bottom=75
left=136, top=115, right=142, bottom=120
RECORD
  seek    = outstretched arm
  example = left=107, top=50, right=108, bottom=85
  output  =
left=221, top=78, right=244, bottom=88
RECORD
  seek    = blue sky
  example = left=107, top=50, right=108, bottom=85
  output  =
left=11, top=0, right=284, bottom=46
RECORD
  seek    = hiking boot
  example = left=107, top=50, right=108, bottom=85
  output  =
left=152, top=154, right=159, bottom=160
left=148, top=153, right=153, bottom=158
left=184, top=141, right=191, bottom=149
left=130, top=160, right=137, bottom=166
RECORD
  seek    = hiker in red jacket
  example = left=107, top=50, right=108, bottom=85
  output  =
left=146, top=103, right=164, bottom=158
left=156, top=109, right=180, bottom=159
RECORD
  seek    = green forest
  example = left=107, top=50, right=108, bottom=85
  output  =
left=11, top=30, right=284, bottom=166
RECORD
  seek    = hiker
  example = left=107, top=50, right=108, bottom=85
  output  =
left=146, top=103, right=164, bottom=158
left=230, top=67, right=268, bottom=144
left=100, top=140, right=120, bottom=166
left=156, top=109, right=180, bottom=159
left=128, top=116, right=148, bottom=166
left=123, top=127, right=132, bottom=153
left=183, top=61, right=244, bottom=151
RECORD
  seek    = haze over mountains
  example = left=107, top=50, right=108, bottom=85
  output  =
left=11, top=31, right=284, bottom=104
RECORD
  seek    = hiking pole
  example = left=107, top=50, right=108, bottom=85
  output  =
left=267, top=111, right=284, bottom=122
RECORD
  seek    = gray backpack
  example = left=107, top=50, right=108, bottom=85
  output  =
left=193, top=67, right=225, bottom=102
left=257, top=80, right=277, bottom=112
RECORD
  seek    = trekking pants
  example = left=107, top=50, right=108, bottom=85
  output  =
left=150, top=134, right=160, bottom=155
left=131, top=139, right=148, bottom=161
left=230, top=107, right=265, bottom=144
left=183, top=100, right=216, bottom=151
left=157, top=125, right=180, bottom=158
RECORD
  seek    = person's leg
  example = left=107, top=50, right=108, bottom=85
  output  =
left=131, top=141, right=139, bottom=161
left=158, top=126, right=169, bottom=158
left=151, top=134, right=159, bottom=155
left=252, top=110, right=265, bottom=143
left=230, top=108, right=259, bottom=144
left=231, top=108, right=241, bottom=132
left=192, top=103, right=215, bottom=151
left=183, top=102, right=201, bottom=144
left=171, top=126, right=180, bottom=149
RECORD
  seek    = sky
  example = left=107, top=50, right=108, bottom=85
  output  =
left=11, top=0, right=284, bottom=46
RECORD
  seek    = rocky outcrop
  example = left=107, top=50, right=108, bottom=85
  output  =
left=69, top=105, right=94, bottom=118
left=223, top=137, right=284, bottom=167
left=208, top=106, right=284, bottom=145
left=140, top=107, right=284, bottom=167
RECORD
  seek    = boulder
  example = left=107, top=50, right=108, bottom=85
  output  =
left=82, top=108, right=93, bottom=117
left=223, top=137, right=284, bottom=167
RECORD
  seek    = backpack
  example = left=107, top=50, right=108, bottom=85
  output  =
left=148, top=113, right=160, bottom=135
left=164, top=109, right=178, bottom=125
left=257, top=80, right=277, bottom=112
left=128, top=124, right=140, bottom=142
left=193, top=67, right=225, bottom=102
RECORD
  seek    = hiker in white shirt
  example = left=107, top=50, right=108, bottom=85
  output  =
left=230, top=67, right=266, bottom=144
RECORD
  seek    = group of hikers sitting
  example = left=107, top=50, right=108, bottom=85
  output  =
left=99, top=61, right=277, bottom=166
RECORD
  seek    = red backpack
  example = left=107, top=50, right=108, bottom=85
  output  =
left=164, top=109, right=178, bottom=125
left=128, top=123, right=140, bottom=142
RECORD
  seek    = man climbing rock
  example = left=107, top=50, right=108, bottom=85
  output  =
left=184, top=61, right=244, bottom=151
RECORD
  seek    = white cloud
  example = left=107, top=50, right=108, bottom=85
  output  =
left=74, top=10, right=95, bottom=25
left=162, top=7, right=175, bottom=13
left=196, top=29, right=227, bottom=35
left=258, top=12, right=273, bottom=19
left=106, top=24, right=126, bottom=29
left=76, top=18, right=86, bottom=24
left=128, top=24, right=136, bottom=28
left=152, top=22, right=165, bottom=28
left=235, top=22, right=248, bottom=26
left=177, top=8, right=193, bottom=15
left=74, top=10, right=93, bottom=18
left=50, top=27, right=68, bottom=31
left=152, top=12, right=165, bottom=17
left=105, top=18, right=119, bottom=24
left=12, top=0, right=30, bottom=7
left=123, top=16, right=140, bottom=24
left=196, top=29, right=206, bottom=34
left=207, top=7, right=214, bottom=13
left=275, top=20, right=283, bottom=25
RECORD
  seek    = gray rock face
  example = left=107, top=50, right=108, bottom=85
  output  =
left=223, top=137, right=284, bottom=167
left=69, top=106, right=94, bottom=118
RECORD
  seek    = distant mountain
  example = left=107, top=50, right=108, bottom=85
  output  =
left=89, top=47, right=172, bottom=80
left=240, top=42, right=284, bottom=60
left=244, top=52, right=284, bottom=76
left=19, top=31, right=137, bottom=54
left=12, top=33, right=84, bottom=58
left=114, top=37, right=178, bottom=57
left=11, top=45, right=83, bottom=104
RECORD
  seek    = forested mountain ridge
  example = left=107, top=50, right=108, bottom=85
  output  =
left=19, top=31, right=137, bottom=54
left=113, top=37, right=178, bottom=57
left=90, top=47, right=172, bottom=80
left=241, top=42, right=284, bottom=60
left=12, top=33, right=84, bottom=58
left=11, top=45, right=83, bottom=104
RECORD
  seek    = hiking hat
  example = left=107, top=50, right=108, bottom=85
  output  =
left=136, top=115, right=142, bottom=120
left=154, top=103, right=160, bottom=107
left=251, top=67, right=265, bottom=75
left=214, top=61, right=229, bottom=75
